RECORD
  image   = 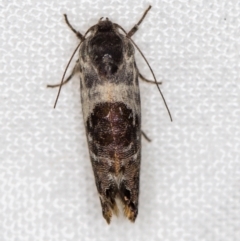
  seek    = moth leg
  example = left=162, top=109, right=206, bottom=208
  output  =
left=64, top=14, right=85, bottom=41
left=47, top=60, right=80, bottom=88
left=127, top=5, right=151, bottom=38
left=139, top=72, right=162, bottom=85
left=47, top=73, right=73, bottom=88
left=141, top=130, right=151, bottom=142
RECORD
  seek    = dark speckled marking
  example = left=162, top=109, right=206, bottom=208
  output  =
left=87, top=102, right=140, bottom=160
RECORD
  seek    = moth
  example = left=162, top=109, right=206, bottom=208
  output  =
left=48, top=6, right=171, bottom=224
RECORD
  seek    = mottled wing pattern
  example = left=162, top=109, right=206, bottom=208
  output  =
left=78, top=21, right=142, bottom=223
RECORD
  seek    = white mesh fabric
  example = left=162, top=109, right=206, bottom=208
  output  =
left=1, top=0, right=240, bottom=240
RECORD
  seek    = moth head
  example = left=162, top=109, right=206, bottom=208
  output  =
left=97, top=18, right=114, bottom=32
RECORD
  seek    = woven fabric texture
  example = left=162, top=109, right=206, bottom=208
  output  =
left=1, top=0, right=240, bottom=240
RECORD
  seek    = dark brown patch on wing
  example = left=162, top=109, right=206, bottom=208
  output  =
left=87, top=102, right=140, bottom=160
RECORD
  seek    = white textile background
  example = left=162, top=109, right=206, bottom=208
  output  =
left=1, top=0, right=240, bottom=240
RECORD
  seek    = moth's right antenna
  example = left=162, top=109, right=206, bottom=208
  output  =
left=115, top=6, right=173, bottom=121
left=131, top=39, right=172, bottom=122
